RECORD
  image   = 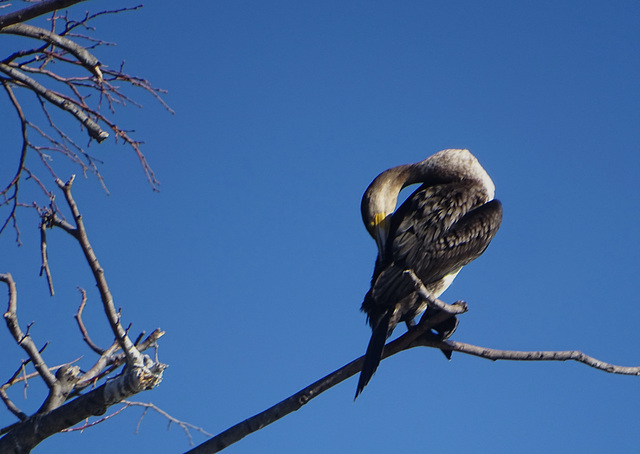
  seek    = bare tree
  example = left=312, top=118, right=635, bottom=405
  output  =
left=0, top=1, right=173, bottom=452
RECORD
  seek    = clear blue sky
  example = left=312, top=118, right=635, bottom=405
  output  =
left=2, top=1, right=640, bottom=452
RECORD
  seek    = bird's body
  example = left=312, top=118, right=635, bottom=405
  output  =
left=356, top=149, right=502, bottom=398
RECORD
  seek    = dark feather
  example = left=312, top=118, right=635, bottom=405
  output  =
left=355, top=306, right=392, bottom=400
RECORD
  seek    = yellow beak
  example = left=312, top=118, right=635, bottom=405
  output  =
left=372, top=213, right=389, bottom=261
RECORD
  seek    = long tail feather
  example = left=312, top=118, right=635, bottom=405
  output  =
left=355, top=311, right=392, bottom=400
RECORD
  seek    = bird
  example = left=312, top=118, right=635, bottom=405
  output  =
left=355, top=149, right=502, bottom=399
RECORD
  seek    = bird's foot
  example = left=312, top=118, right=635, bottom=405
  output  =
left=451, top=300, right=468, bottom=312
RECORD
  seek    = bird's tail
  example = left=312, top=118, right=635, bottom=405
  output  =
left=355, top=310, right=393, bottom=400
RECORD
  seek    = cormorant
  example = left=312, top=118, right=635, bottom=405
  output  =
left=356, top=149, right=502, bottom=399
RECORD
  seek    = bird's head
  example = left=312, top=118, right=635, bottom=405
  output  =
left=361, top=165, right=411, bottom=258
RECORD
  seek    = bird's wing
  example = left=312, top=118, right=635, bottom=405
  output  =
left=389, top=182, right=502, bottom=282
left=395, top=196, right=502, bottom=284
left=368, top=183, right=501, bottom=313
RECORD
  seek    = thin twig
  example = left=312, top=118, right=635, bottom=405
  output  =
left=61, top=5, right=143, bottom=37
left=74, top=287, right=105, bottom=354
left=0, top=80, right=28, bottom=242
left=428, top=340, right=640, bottom=375
left=39, top=220, right=55, bottom=295
left=60, top=404, right=128, bottom=432
left=124, top=401, right=213, bottom=445
left=1, top=273, right=57, bottom=389
left=0, top=361, right=29, bottom=421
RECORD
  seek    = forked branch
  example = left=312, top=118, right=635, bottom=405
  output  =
left=0, top=178, right=167, bottom=453
left=1, top=274, right=57, bottom=390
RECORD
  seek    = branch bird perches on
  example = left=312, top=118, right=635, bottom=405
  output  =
left=188, top=277, right=640, bottom=454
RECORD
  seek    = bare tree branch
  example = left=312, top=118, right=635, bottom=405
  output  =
left=0, top=62, right=109, bottom=141
left=0, top=3, right=178, bottom=451
left=1, top=273, right=57, bottom=389
left=50, top=400, right=212, bottom=446
left=123, top=401, right=213, bottom=445
left=51, top=176, right=139, bottom=363
left=134, top=328, right=165, bottom=356
left=0, top=80, right=28, bottom=241
left=185, top=302, right=464, bottom=454
left=74, top=287, right=105, bottom=355
left=38, top=220, right=55, bottom=296
left=1, top=357, right=83, bottom=432
left=427, top=340, right=640, bottom=375
left=188, top=282, right=640, bottom=453
left=36, top=365, right=82, bottom=414
left=0, top=0, right=88, bottom=29
left=1, top=2, right=169, bottom=239
left=0, top=362, right=30, bottom=422
left=0, top=362, right=164, bottom=453
left=0, top=23, right=102, bottom=79
left=1, top=178, right=167, bottom=452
